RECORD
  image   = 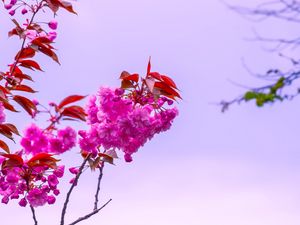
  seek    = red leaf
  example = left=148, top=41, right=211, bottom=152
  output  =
left=36, top=44, right=60, bottom=64
left=148, top=72, right=162, bottom=81
left=154, top=82, right=182, bottom=99
left=32, top=37, right=53, bottom=45
left=2, top=101, right=18, bottom=112
left=59, top=1, right=77, bottom=14
left=12, top=85, right=36, bottom=93
left=46, top=0, right=60, bottom=13
left=58, top=95, right=86, bottom=109
left=19, top=60, right=43, bottom=71
left=1, top=153, right=24, bottom=167
left=14, top=73, right=33, bottom=82
left=0, top=140, right=9, bottom=154
left=15, top=47, right=35, bottom=60
left=147, top=57, right=151, bottom=75
left=13, top=95, right=36, bottom=116
left=61, top=105, right=87, bottom=121
left=161, top=75, right=178, bottom=89
left=0, top=125, right=13, bottom=140
left=27, top=153, right=59, bottom=168
left=2, top=123, right=20, bottom=136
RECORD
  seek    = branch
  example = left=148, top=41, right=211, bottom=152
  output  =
left=30, top=205, right=38, bottom=225
left=220, top=68, right=300, bottom=111
left=93, top=166, right=104, bottom=210
left=223, top=0, right=300, bottom=23
left=60, top=156, right=90, bottom=225
left=68, top=199, right=112, bottom=225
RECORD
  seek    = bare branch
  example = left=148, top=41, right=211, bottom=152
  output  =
left=60, top=156, right=90, bottom=225
left=68, top=199, right=112, bottom=225
left=94, top=166, right=104, bottom=211
left=30, top=205, right=38, bottom=225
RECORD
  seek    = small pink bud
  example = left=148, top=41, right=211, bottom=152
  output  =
left=124, top=154, right=133, bottom=163
left=48, top=20, right=58, bottom=30
left=21, top=8, right=28, bottom=15
left=10, top=0, right=17, bottom=5
left=32, top=99, right=39, bottom=105
left=69, top=167, right=79, bottom=175
left=48, top=31, right=57, bottom=41
left=8, top=9, right=15, bottom=16
left=4, top=4, right=12, bottom=10
left=18, top=198, right=27, bottom=207
left=47, top=195, right=56, bottom=204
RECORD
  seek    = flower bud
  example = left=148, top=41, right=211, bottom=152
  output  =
left=48, top=20, right=58, bottom=30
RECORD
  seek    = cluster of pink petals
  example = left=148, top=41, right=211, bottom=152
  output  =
left=0, top=102, right=6, bottom=124
left=25, top=29, right=57, bottom=42
left=0, top=158, right=64, bottom=207
left=80, top=87, right=178, bottom=162
left=20, top=124, right=77, bottom=156
left=4, top=0, right=29, bottom=16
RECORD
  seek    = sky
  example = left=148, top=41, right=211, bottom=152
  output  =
left=1, top=0, right=300, bottom=225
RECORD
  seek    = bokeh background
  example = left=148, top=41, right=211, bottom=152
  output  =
left=1, top=0, right=300, bottom=224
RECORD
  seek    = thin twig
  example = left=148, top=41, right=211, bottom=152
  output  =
left=60, top=156, right=90, bottom=225
left=93, top=166, right=104, bottom=210
left=68, top=199, right=112, bottom=225
left=30, top=205, right=38, bottom=225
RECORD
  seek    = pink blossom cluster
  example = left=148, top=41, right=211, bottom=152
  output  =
left=3, top=0, right=28, bottom=16
left=0, top=102, right=6, bottom=124
left=20, top=124, right=77, bottom=156
left=79, top=87, right=178, bottom=162
left=0, top=156, right=64, bottom=207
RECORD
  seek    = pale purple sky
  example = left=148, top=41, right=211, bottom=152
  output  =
left=1, top=0, right=300, bottom=224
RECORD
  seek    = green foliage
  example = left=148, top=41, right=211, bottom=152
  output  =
left=243, top=77, right=285, bottom=107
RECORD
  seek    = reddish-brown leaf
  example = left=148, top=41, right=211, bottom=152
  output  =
left=0, top=140, right=9, bottom=154
left=120, top=71, right=139, bottom=82
left=46, top=0, right=60, bottom=13
left=154, top=82, right=182, bottom=99
left=58, top=95, right=86, bottom=109
left=19, top=60, right=43, bottom=71
left=1, top=153, right=24, bottom=167
left=147, top=57, right=151, bottom=75
left=38, top=45, right=60, bottom=64
left=13, top=95, right=36, bottom=116
left=15, top=47, right=35, bottom=60
left=61, top=106, right=87, bottom=121
left=2, top=123, right=20, bottom=136
left=161, top=75, right=178, bottom=89
left=148, top=72, right=162, bottom=81
left=2, top=100, right=18, bottom=112
left=0, top=124, right=14, bottom=140
left=27, top=153, right=59, bottom=168
left=121, top=79, right=134, bottom=89
left=59, top=0, right=77, bottom=14
left=13, top=73, right=33, bottom=82
left=98, top=153, right=115, bottom=165
left=32, top=36, right=52, bottom=45
left=12, top=85, right=36, bottom=93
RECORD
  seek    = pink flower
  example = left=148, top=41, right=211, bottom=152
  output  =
left=47, top=175, right=59, bottom=189
left=57, top=127, right=76, bottom=151
left=48, top=20, right=58, bottom=30
left=27, top=188, right=48, bottom=207
left=0, top=102, right=5, bottom=124
left=53, top=165, right=65, bottom=178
